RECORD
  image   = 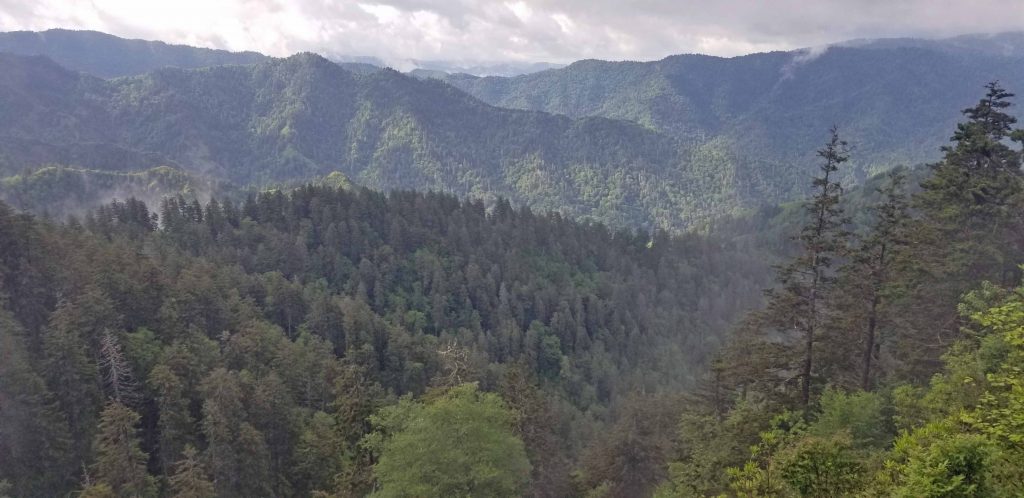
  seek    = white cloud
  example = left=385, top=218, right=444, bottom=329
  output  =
left=2, top=0, right=1024, bottom=64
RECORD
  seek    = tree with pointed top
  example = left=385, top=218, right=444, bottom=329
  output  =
left=92, top=401, right=157, bottom=497
left=897, top=82, right=1024, bottom=376
left=915, top=81, right=1024, bottom=266
left=199, top=368, right=273, bottom=498
left=759, top=127, right=850, bottom=410
left=168, top=445, right=215, bottom=498
left=41, top=299, right=103, bottom=467
left=148, top=363, right=195, bottom=473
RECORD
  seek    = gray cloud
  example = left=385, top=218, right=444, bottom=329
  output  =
left=2, top=0, right=1024, bottom=65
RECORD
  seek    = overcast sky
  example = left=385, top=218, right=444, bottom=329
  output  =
left=2, top=0, right=1024, bottom=66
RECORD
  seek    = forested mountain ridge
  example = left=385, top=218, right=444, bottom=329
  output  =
left=0, top=51, right=752, bottom=229
left=6, top=31, right=1024, bottom=230
left=0, top=29, right=269, bottom=78
left=434, top=34, right=1024, bottom=182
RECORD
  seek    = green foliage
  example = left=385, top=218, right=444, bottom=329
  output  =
left=660, top=84, right=1024, bottom=498
left=1, top=183, right=768, bottom=496
left=441, top=41, right=1024, bottom=207
left=776, top=434, right=863, bottom=497
left=962, top=295, right=1024, bottom=448
left=884, top=424, right=998, bottom=498
left=0, top=311, right=73, bottom=496
left=726, top=418, right=795, bottom=498
left=294, top=411, right=348, bottom=494
left=0, top=51, right=744, bottom=230
left=366, top=383, right=530, bottom=497
left=92, top=401, right=157, bottom=497
left=168, top=446, right=216, bottom=498
left=657, top=401, right=773, bottom=497
left=808, top=388, right=891, bottom=450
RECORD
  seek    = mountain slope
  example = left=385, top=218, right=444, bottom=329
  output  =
left=0, top=165, right=216, bottom=218
left=434, top=35, right=1024, bottom=181
left=0, top=52, right=747, bottom=229
left=0, top=29, right=269, bottom=78
left=4, top=32, right=1022, bottom=230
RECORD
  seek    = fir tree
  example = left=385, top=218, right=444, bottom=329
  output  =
left=92, top=401, right=157, bottom=497
left=168, top=446, right=216, bottom=498
left=762, top=127, right=850, bottom=410
left=851, top=171, right=910, bottom=389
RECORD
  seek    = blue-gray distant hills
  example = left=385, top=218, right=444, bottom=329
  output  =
left=1, top=30, right=1023, bottom=229
left=0, top=29, right=269, bottom=78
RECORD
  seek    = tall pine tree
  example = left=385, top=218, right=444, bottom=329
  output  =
left=92, top=401, right=157, bottom=497
left=762, top=127, right=849, bottom=410
left=897, top=82, right=1024, bottom=376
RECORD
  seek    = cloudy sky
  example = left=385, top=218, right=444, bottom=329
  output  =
left=2, top=0, right=1024, bottom=67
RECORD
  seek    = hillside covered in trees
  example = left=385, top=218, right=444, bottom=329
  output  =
left=3, top=80, right=1024, bottom=498
left=0, top=178, right=769, bottom=496
left=434, top=33, right=1024, bottom=186
left=0, top=50, right=745, bottom=230
left=4, top=30, right=1024, bottom=231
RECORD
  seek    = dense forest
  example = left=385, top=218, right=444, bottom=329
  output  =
left=3, top=21, right=1024, bottom=497
left=0, top=165, right=216, bottom=218
left=0, top=174, right=769, bottom=496
left=2, top=79, right=1024, bottom=497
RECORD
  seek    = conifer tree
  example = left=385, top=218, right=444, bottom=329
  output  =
left=92, top=401, right=157, bottom=497
left=852, top=171, right=909, bottom=389
left=898, top=82, right=1024, bottom=374
left=761, top=127, right=849, bottom=409
left=0, top=313, right=74, bottom=496
left=200, top=368, right=273, bottom=498
left=41, top=299, right=104, bottom=466
left=148, top=363, right=195, bottom=472
left=168, top=446, right=215, bottom=498
left=916, top=81, right=1024, bottom=269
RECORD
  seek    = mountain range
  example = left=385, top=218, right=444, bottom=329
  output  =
left=432, top=33, right=1024, bottom=177
left=2, top=29, right=1023, bottom=229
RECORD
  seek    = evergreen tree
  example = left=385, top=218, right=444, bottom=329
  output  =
left=168, top=445, right=216, bottom=498
left=294, top=411, right=347, bottom=494
left=92, top=401, right=157, bottom=497
left=898, top=81, right=1024, bottom=375
left=200, top=368, right=273, bottom=498
left=148, top=363, right=195, bottom=472
left=760, top=127, right=850, bottom=409
left=0, top=312, right=74, bottom=496
left=41, top=298, right=104, bottom=467
left=830, top=171, right=910, bottom=389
